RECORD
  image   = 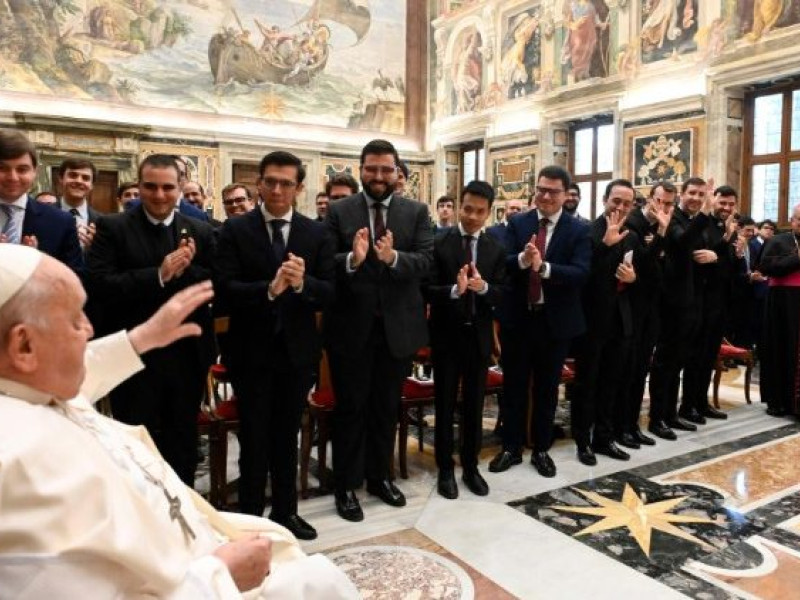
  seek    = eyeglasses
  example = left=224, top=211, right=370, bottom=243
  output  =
left=536, top=186, right=564, bottom=197
left=362, top=165, right=397, bottom=176
left=262, top=177, right=297, bottom=189
left=222, top=196, right=249, bottom=206
left=329, top=194, right=350, bottom=200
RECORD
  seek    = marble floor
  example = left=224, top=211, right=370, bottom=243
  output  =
left=201, top=367, right=800, bottom=599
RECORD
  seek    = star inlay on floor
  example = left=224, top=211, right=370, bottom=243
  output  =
left=550, top=483, right=717, bottom=556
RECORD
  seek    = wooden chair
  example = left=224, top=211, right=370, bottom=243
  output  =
left=198, top=317, right=240, bottom=509
left=712, top=340, right=754, bottom=408
left=299, top=349, right=336, bottom=498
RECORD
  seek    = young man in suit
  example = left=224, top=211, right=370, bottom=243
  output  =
left=427, top=180, right=507, bottom=499
left=56, top=157, right=101, bottom=250
left=489, top=165, right=591, bottom=478
left=214, top=151, right=335, bottom=539
left=325, top=139, right=433, bottom=522
left=0, top=130, right=83, bottom=274
left=572, top=179, right=642, bottom=466
left=86, top=154, right=216, bottom=486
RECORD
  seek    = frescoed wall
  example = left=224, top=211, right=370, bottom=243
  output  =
left=726, top=0, right=800, bottom=42
left=640, top=0, right=698, bottom=64
left=500, top=4, right=542, bottom=99
left=0, top=0, right=407, bottom=135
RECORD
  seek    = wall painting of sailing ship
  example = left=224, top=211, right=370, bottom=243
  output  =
left=0, top=0, right=407, bottom=135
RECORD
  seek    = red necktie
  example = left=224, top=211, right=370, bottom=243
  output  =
left=528, top=218, right=549, bottom=304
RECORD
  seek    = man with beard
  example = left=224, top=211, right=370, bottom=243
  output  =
left=572, top=179, right=642, bottom=465
left=648, top=177, right=715, bottom=436
left=678, top=185, right=742, bottom=423
left=563, top=183, right=590, bottom=222
left=325, top=139, right=433, bottom=521
left=758, top=204, right=800, bottom=417
left=623, top=181, right=673, bottom=441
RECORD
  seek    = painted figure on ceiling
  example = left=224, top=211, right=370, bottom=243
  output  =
left=561, top=0, right=609, bottom=82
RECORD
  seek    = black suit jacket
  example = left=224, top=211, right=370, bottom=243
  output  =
left=20, top=197, right=83, bottom=273
left=324, top=193, right=433, bottom=358
left=502, top=210, right=591, bottom=339
left=214, top=209, right=335, bottom=371
left=660, top=206, right=709, bottom=307
left=426, top=228, right=507, bottom=358
left=86, top=205, right=216, bottom=364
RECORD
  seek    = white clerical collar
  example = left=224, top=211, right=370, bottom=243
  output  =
left=537, top=209, right=562, bottom=224
left=143, top=207, right=175, bottom=227
left=0, top=376, right=54, bottom=405
left=457, top=223, right=482, bottom=238
left=1, top=193, right=28, bottom=209
left=261, top=205, right=293, bottom=222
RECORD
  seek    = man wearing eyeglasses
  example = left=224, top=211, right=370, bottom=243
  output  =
left=214, top=151, right=335, bottom=540
left=489, top=165, right=591, bottom=478
left=221, top=183, right=256, bottom=219
left=325, top=139, right=433, bottom=522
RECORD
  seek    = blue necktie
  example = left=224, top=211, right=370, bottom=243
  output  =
left=1, top=203, right=21, bottom=244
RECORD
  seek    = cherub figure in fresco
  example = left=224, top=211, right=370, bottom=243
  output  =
left=561, top=0, right=609, bottom=82
left=745, top=0, right=784, bottom=42
left=695, top=18, right=728, bottom=61
left=616, top=43, right=639, bottom=80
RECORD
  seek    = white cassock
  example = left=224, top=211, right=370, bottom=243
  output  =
left=0, top=331, right=359, bottom=599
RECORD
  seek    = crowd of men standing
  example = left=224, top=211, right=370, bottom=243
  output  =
left=2, top=127, right=796, bottom=544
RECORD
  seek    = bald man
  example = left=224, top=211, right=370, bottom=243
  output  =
left=0, top=244, right=357, bottom=599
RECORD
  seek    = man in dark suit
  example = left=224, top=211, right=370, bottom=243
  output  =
left=0, top=130, right=83, bottom=274
left=215, top=151, right=334, bottom=539
left=56, top=157, right=101, bottom=250
left=183, top=181, right=223, bottom=228
left=486, top=198, right=526, bottom=245
left=623, top=181, right=674, bottom=442
left=489, top=165, right=591, bottom=478
left=433, top=195, right=456, bottom=233
left=679, top=186, right=743, bottom=422
left=86, top=154, right=216, bottom=485
left=126, top=157, right=210, bottom=223
left=427, top=180, right=507, bottom=499
left=325, top=139, right=433, bottom=521
left=572, top=179, right=642, bottom=466
left=648, top=177, right=714, bottom=436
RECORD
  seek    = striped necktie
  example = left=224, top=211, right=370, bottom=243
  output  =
left=0, top=203, right=21, bottom=244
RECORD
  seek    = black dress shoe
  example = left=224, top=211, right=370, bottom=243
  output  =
left=366, top=479, right=407, bottom=507
left=592, top=441, right=630, bottom=461
left=531, top=451, right=556, bottom=477
left=633, top=429, right=656, bottom=446
left=666, top=417, right=697, bottom=432
left=648, top=421, right=677, bottom=440
left=617, top=432, right=641, bottom=450
left=766, top=406, right=787, bottom=417
left=335, top=490, right=364, bottom=522
left=488, top=450, right=523, bottom=473
left=437, top=470, right=458, bottom=499
left=700, top=406, right=728, bottom=420
left=577, top=445, right=597, bottom=466
left=679, top=408, right=706, bottom=425
left=462, top=469, right=489, bottom=496
left=272, top=514, right=317, bottom=540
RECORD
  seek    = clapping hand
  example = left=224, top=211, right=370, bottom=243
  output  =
left=522, top=233, right=542, bottom=270
left=456, top=264, right=470, bottom=295
left=466, top=262, right=486, bottom=292
left=375, top=230, right=396, bottom=265
left=160, top=238, right=195, bottom=283
left=351, top=227, right=370, bottom=268
left=78, top=222, right=96, bottom=248
left=281, top=253, right=305, bottom=288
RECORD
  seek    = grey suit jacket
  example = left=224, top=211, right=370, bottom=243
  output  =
left=324, top=193, right=433, bottom=358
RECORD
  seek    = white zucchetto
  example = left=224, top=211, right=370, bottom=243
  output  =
left=0, top=244, right=42, bottom=309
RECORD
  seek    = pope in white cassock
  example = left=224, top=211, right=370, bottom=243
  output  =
left=0, top=244, right=359, bottom=599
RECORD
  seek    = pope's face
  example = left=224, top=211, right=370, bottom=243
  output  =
left=28, top=259, right=93, bottom=399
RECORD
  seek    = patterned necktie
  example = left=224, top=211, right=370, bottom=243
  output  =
left=0, top=203, right=21, bottom=244
left=270, top=219, right=287, bottom=263
left=373, top=202, right=386, bottom=241
left=528, top=218, right=549, bottom=304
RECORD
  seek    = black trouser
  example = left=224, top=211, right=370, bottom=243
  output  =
left=500, top=308, right=571, bottom=453
left=232, top=350, right=311, bottom=519
left=573, top=330, right=631, bottom=447
left=432, top=324, right=489, bottom=472
left=649, top=300, right=701, bottom=423
left=330, top=321, right=412, bottom=490
left=627, top=303, right=660, bottom=430
left=681, top=295, right=727, bottom=413
left=110, top=346, right=206, bottom=486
